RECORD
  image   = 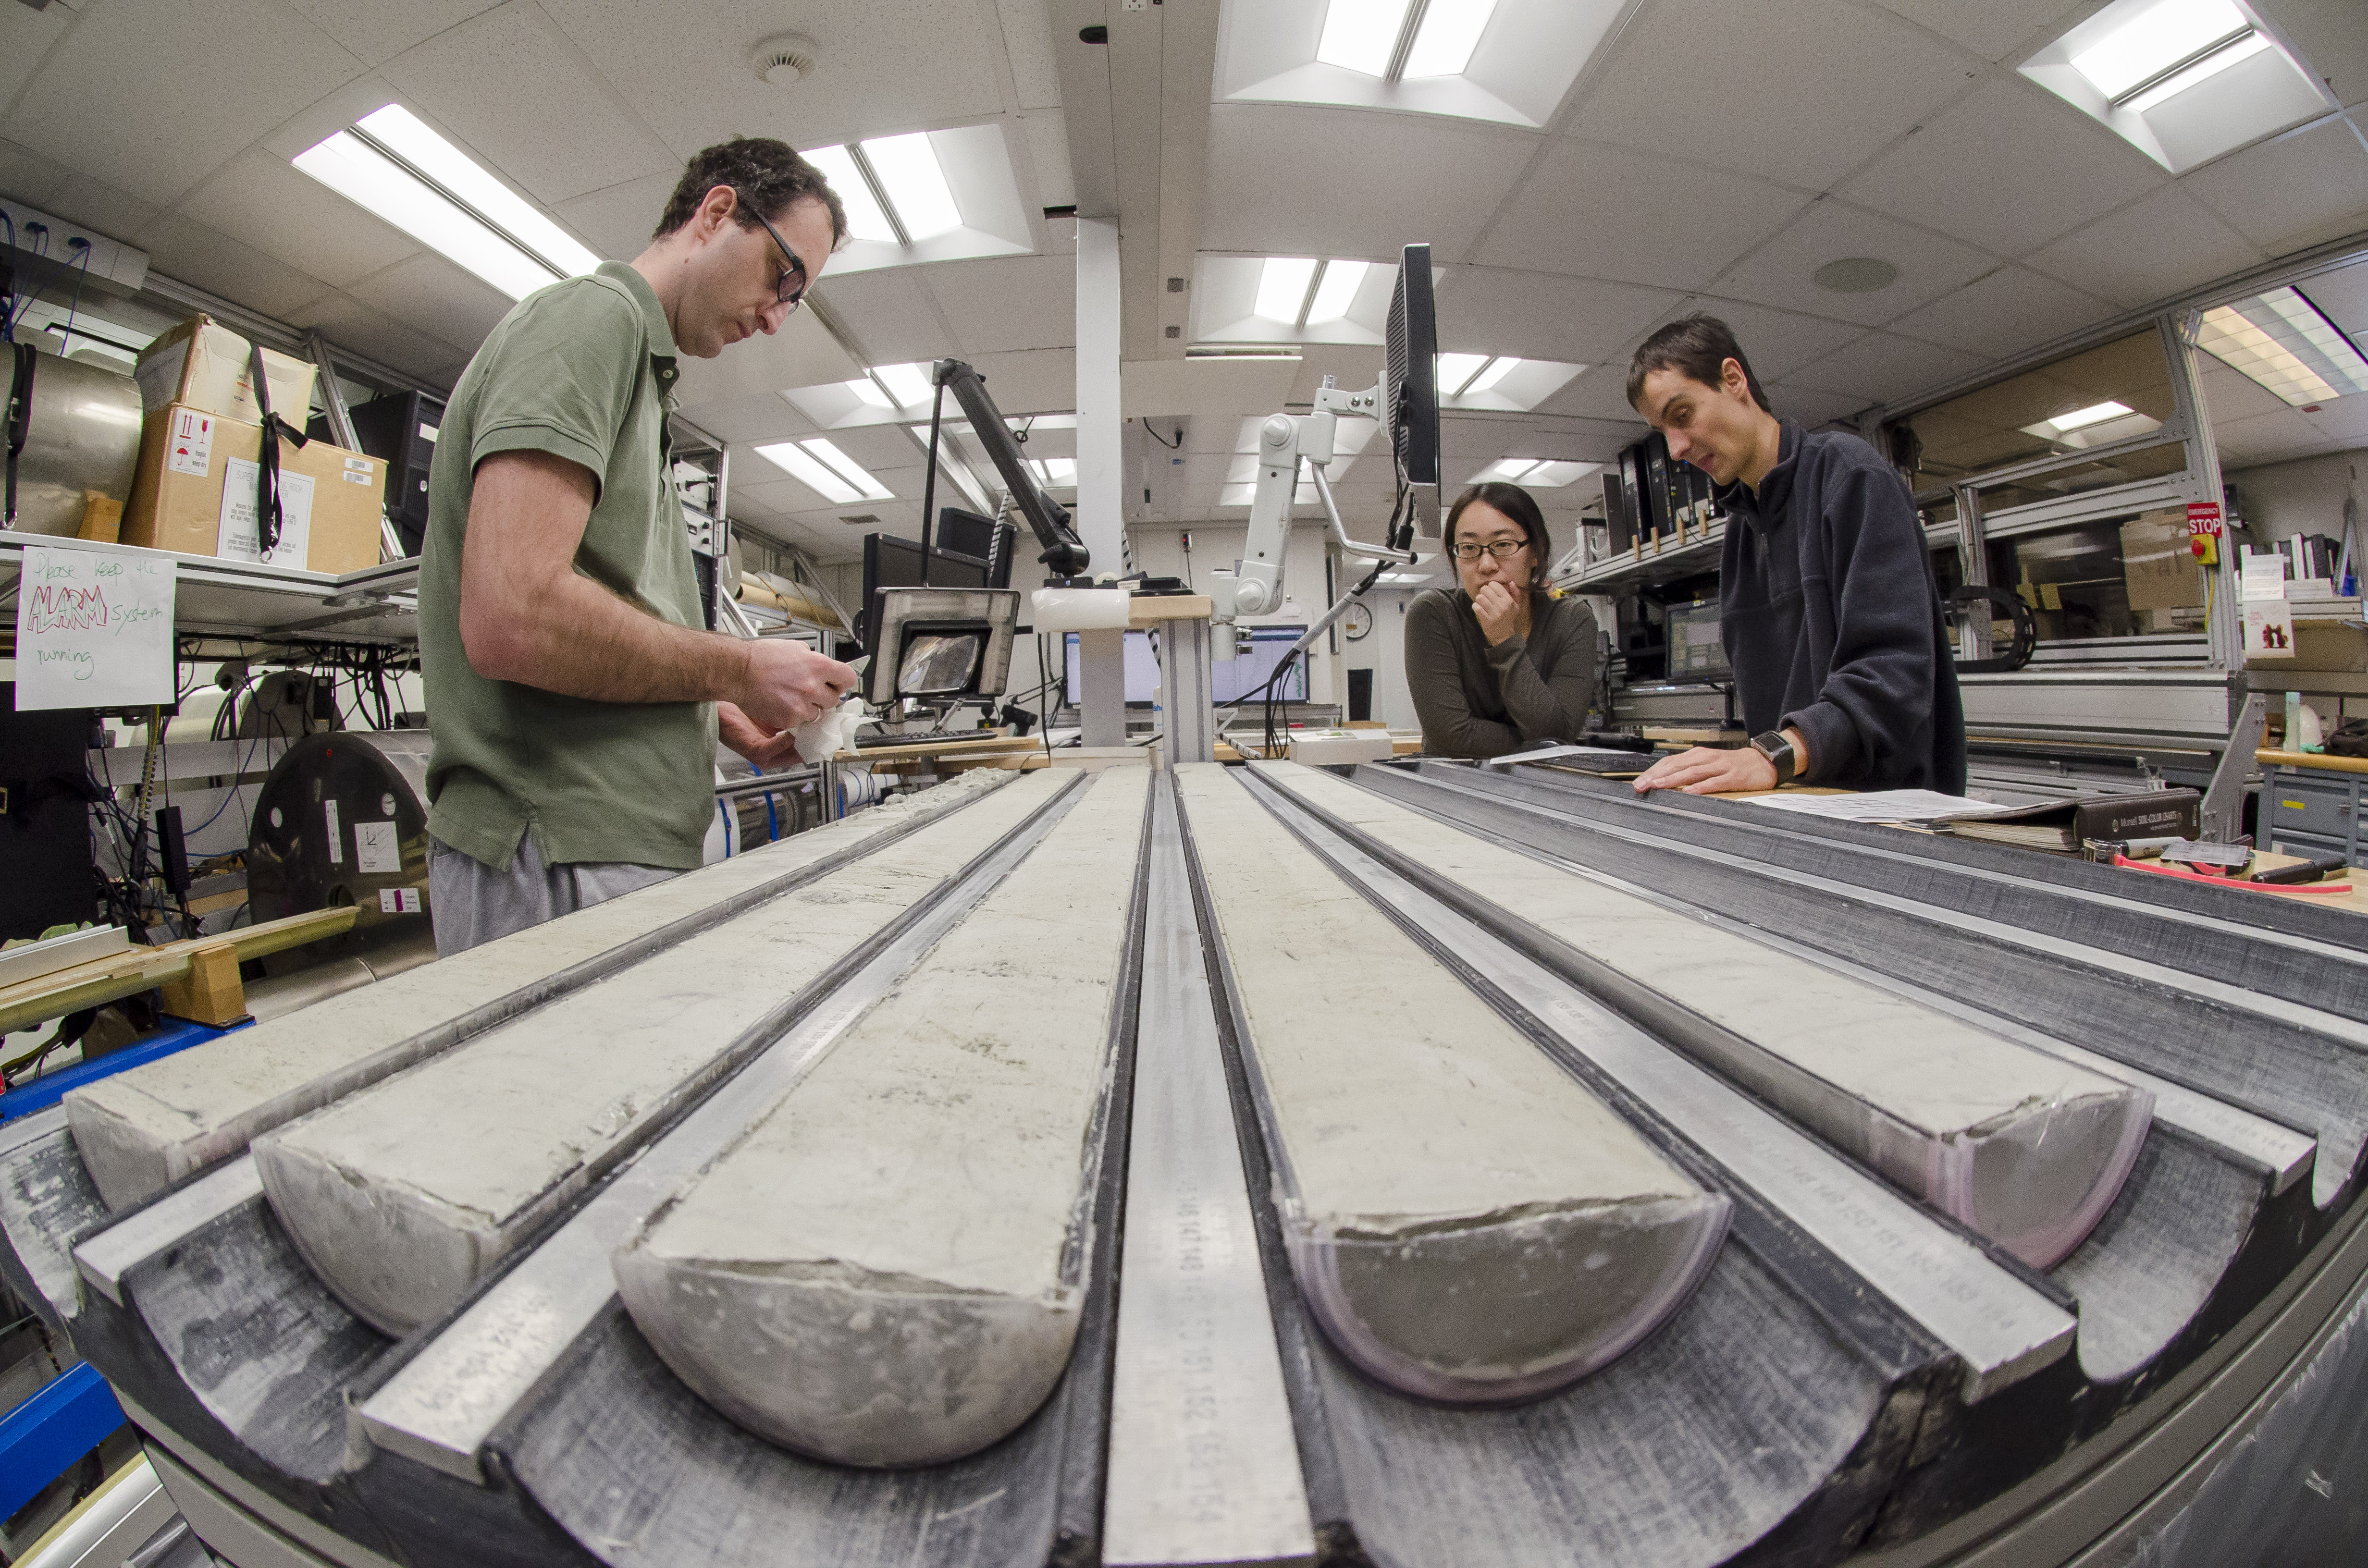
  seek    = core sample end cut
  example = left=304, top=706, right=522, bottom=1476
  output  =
left=1175, top=763, right=1727, bottom=1405
left=613, top=769, right=1149, bottom=1466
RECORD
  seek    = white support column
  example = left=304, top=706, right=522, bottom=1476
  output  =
left=1077, top=216, right=1129, bottom=747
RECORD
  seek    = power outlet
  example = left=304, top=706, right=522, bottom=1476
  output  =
left=1122, top=0, right=1147, bottom=11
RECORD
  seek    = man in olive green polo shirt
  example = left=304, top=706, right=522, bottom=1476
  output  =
left=419, top=139, right=856, bottom=956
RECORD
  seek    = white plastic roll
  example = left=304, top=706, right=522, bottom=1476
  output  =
left=1031, top=587, right=1132, bottom=632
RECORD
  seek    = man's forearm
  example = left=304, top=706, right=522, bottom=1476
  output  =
left=475, top=569, right=746, bottom=706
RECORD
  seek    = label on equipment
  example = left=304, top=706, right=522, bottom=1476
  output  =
left=2187, top=500, right=2224, bottom=538
left=323, top=799, right=343, bottom=864
left=380, top=887, right=425, bottom=914
left=165, top=408, right=214, bottom=476
left=355, top=819, right=401, bottom=873
left=219, top=458, right=314, bottom=567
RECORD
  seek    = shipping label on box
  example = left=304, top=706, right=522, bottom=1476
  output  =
left=217, top=457, right=313, bottom=568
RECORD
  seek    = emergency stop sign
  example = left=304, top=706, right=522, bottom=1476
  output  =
left=2187, top=500, right=2224, bottom=537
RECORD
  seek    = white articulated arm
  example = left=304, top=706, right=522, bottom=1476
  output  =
left=1232, top=412, right=1297, bottom=618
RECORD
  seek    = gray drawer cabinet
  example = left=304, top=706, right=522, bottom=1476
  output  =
left=2265, top=766, right=2366, bottom=865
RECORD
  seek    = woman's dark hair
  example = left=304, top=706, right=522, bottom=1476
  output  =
left=654, top=138, right=848, bottom=248
left=1625, top=312, right=1771, bottom=414
left=1444, top=482, right=1550, bottom=589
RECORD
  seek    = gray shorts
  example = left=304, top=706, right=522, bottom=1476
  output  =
left=428, top=834, right=679, bottom=957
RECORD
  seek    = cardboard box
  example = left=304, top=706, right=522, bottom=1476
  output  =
left=122, top=402, right=385, bottom=575
left=2121, top=508, right=2204, bottom=612
left=133, top=315, right=316, bottom=426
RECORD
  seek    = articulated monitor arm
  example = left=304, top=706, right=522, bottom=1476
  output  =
left=932, top=358, right=1093, bottom=582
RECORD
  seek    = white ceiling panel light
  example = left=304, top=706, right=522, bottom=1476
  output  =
left=2020, top=0, right=2331, bottom=173
left=1194, top=255, right=1397, bottom=344
left=2197, top=287, right=2368, bottom=407
left=1476, top=457, right=1601, bottom=487
left=1218, top=0, right=1622, bottom=128
left=2049, top=400, right=2136, bottom=431
left=788, top=362, right=946, bottom=429
left=1435, top=353, right=1586, bottom=412
left=292, top=105, right=600, bottom=300
left=798, top=124, right=1035, bottom=273
left=755, top=438, right=895, bottom=504
left=902, top=423, right=992, bottom=511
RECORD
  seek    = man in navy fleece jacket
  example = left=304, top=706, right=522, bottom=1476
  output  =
left=1625, top=314, right=1965, bottom=797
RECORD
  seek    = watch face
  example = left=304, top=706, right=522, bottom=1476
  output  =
left=1343, top=602, right=1374, bottom=641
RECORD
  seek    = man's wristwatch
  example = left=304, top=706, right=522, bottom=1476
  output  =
left=1751, top=730, right=1798, bottom=786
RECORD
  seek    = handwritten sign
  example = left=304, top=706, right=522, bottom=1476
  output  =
left=13, top=542, right=176, bottom=710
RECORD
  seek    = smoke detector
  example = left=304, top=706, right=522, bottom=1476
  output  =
left=752, top=34, right=820, bottom=86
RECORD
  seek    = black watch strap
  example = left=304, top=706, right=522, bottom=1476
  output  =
left=1751, top=730, right=1797, bottom=785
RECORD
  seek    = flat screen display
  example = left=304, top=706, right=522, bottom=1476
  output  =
left=1063, top=625, right=1308, bottom=707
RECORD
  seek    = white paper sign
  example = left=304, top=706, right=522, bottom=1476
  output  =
left=379, top=887, right=426, bottom=914
left=218, top=457, right=313, bottom=568
left=354, top=819, right=402, bottom=873
left=12, top=542, right=176, bottom=710
left=2244, top=599, right=2297, bottom=660
left=2241, top=551, right=2289, bottom=601
left=323, top=799, right=343, bottom=864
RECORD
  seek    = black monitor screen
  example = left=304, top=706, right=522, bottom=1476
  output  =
left=935, top=506, right=998, bottom=563
left=863, top=533, right=987, bottom=652
left=1063, top=626, right=1308, bottom=707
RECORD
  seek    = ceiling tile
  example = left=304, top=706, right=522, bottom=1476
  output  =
left=953, top=347, right=1075, bottom=414
left=1534, top=365, right=1654, bottom=426
left=1437, top=269, right=1682, bottom=364
left=2299, top=259, right=2368, bottom=338
left=1709, top=199, right=1999, bottom=326
left=1786, top=331, right=1989, bottom=407
left=0, top=1, right=71, bottom=115
left=1763, top=382, right=1875, bottom=429
left=2213, top=406, right=2339, bottom=464
left=1473, top=141, right=1808, bottom=290
left=997, top=0, right=1061, bottom=110
left=1839, top=78, right=2165, bottom=255
left=131, top=212, right=332, bottom=319
left=286, top=289, right=469, bottom=380
left=2255, top=0, right=2368, bottom=108
left=2, top=0, right=367, bottom=207
left=1885, top=266, right=2117, bottom=357
left=1441, top=417, right=1520, bottom=459
left=1864, top=0, right=2089, bottom=61
left=1201, top=103, right=1534, bottom=265
left=2196, top=360, right=2292, bottom=424
left=674, top=308, right=863, bottom=404
left=1018, top=109, right=1074, bottom=210
left=1647, top=297, right=1867, bottom=381
left=1567, top=0, right=1977, bottom=189
left=810, top=268, right=959, bottom=365
left=0, top=137, right=70, bottom=206
left=2304, top=391, right=2368, bottom=442
left=542, top=0, right=1006, bottom=163
left=176, top=148, right=420, bottom=289
left=2182, top=119, right=2368, bottom=258
left=345, top=252, right=514, bottom=354
left=925, top=254, right=1075, bottom=355
left=678, top=392, right=816, bottom=443
left=551, top=172, right=679, bottom=264
left=280, top=0, right=500, bottom=67
left=2024, top=186, right=2265, bottom=310
left=383, top=6, right=676, bottom=205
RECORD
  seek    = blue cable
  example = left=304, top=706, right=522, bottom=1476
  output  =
left=54, top=241, right=91, bottom=354
left=764, top=792, right=779, bottom=844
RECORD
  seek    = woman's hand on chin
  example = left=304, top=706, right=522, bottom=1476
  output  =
left=1472, top=581, right=1523, bottom=645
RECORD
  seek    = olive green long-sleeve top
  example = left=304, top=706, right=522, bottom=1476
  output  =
left=1404, top=587, right=1599, bottom=758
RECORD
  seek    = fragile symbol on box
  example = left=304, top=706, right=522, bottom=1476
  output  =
left=379, top=887, right=426, bottom=914
left=167, top=409, right=215, bottom=477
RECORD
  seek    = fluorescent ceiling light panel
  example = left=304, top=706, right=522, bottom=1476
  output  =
left=2124, top=29, right=2272, bottom=110
left=1318, top=0, right=1412, bottom=75
left=1524, top=460, right=1601, bottom=488
left=1480, top=458, right=1539, bottom=482
left=1463, top=356, right=1519, bottom=395
left=1256, top=257, right=1320, bottom=321
left=873, top=362, right=935, bottom=407
left=902, top=424, right=991, bottom=510
left=846, top=377, right=895, bottom=410
left=802, top=144, right=897, bottom=242
left=756, top=438, right=893, bottom=504
left=861, top=132, right=963, bottom=241
left=294, top=129, right=562, bottom=300
left=1306, top=259, right=1369, bottom=323
left=354, top=106, right=599, bottom=278
left=1030, top=457, right=1078, bottom=485
left=2049, top=400, right=2135, bottom=432
left=1436, top=353, right=1491, bottom=395
left=1405, top=0, right=1501, bottom=77
left=2068, top=0, right=2248, bottom=99
left=2198, top=287, right=2368, bottom=407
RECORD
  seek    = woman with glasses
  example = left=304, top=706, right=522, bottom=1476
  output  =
left=1404, top=482, right=1597, bottom=758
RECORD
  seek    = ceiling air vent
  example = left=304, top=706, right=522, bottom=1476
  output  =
left=752, top=34, right=820, bottom=87
left=839, top=514, right=882, bottom=526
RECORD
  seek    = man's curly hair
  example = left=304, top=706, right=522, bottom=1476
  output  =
left=653, top=138, right=848, bottom=246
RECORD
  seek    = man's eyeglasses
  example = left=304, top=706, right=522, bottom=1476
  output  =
left=740, top=193, right=809, bottom=310
left=1450, top=539, right=1529, bottom=561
